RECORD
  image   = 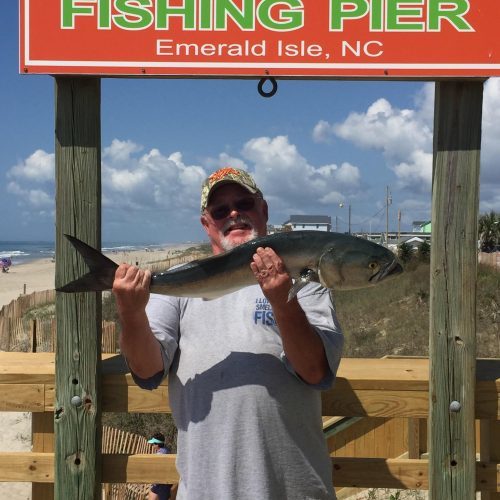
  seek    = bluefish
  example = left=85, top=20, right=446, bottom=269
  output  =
left=57, top=231, right=403, bottom=300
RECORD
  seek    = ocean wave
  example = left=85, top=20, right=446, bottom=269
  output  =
left=0, top=250, right=29, bottom=257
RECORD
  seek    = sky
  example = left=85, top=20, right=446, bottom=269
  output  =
left=2, top=4, right=500, bottom=245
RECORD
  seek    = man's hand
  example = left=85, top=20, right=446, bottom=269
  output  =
left=250, top=247, right=329, bottom=385
left=113, top=264, right=151, bottom=322
left=250, top=247, right=292, bottom=305
left=112, top=264, right=163, bottom=379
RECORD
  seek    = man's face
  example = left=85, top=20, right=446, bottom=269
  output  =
left=201, top=184, right=268, bottom=254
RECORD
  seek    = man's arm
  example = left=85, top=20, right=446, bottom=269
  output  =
left=250, top=247, right=329, bottom=385
left=113, top=263, right=164, bottom=379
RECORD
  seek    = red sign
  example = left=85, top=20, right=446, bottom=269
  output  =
left=19, top=0, right=500, bottom=78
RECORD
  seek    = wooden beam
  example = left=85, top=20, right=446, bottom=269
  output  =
left=0, top=354, right=497, bottom=417
left=0, top=454, right=498, bottom=492
left=54, top=76, right=102, bottom=499
left=429, top=80, right=484, bottom=500
left=0, top=384, right=44, bottom=411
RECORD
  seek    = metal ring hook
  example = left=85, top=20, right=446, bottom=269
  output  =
left=258, top=77, right=278, bottom=98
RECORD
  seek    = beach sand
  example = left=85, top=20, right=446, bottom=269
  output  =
left=0, top=243, right=197, bottom=498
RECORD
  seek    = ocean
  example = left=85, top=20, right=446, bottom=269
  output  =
left=0, top=240, right=169, bottom=266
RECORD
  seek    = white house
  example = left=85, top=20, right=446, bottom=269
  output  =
left=282, top=215, right=332, bottom=232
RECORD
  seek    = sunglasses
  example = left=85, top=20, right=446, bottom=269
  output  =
left=208, top=196, right=258, bottom=220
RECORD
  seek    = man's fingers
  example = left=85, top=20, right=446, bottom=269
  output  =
left=141, top=269, right=151, bottom=289
left=115, top=263, right=130, bottom=279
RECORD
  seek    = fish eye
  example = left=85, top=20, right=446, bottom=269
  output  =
left=368, top=262, right=379, bottom=270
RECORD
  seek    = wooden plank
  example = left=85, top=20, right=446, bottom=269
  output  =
left=332, top=458, right=499, bottom=492
left=0, top=353, right=497, bottom=386
left=45, top=384, right=170, bottom=413
left=32, top=413, right=55, bottom=499
left=0, top=354, right=496, bottom=415
left=0, top=453, right=54, bottom=482
left=0, top=384, right=44, bottom=411
left=480, top=419, right=500, bottom=499
left=102, top=454, right=179, bottom=484
left=323, top=388, right=429, bottom=418
left=407, top=418, right=425, bottom=459
left=0, top=453, right=498, bottom=491
left=43, top=382, right=498, bottom=418
left=54, top=76, right=102, bottom=500
left=429, top=80, right=483, bottom=500
left=332, top=457, right=429, bottom=489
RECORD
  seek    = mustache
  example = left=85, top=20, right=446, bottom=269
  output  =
left=221, top=216, right=254, bottom=233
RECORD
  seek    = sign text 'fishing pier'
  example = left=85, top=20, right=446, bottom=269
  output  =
left=20, top=0, right=500, bottom=78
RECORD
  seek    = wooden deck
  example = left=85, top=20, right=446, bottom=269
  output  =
left=0, top=353, right=498, bottom=492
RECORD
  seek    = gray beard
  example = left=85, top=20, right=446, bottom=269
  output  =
left=220, top=228, right=258, bottom=251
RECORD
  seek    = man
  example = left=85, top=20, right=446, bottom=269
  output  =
left=113, top=167, right=344, bottom=499
left=148, top=433, right=173, bottom=500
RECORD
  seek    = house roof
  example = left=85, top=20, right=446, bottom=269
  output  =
left=403, top=236, right=425, bottom=244
left=283, top=215, right=332, bottom=225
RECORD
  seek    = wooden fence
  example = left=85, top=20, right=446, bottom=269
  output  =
left=102, top=425, right=155, bottom=500
left=1, top=317, right=117, bottom=354
left=0, top=353, right=497, bottom=498
left=479, top=251, right=500, bottom=270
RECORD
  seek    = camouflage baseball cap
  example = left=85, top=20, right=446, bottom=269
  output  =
left=200, top=167, right=262, bottom=212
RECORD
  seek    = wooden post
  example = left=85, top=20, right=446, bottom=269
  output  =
left=32, top=412, right=55, bottom=499
left=30, top=319, right=37, bottom=353
left=429, top=80, right=483, bottom=499
left=54, top=77, right=102, bottom=499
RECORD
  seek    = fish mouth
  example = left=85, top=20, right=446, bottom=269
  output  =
left=370, top=259, right=403, bottom=284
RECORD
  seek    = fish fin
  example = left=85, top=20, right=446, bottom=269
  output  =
left=287, top=268, right=318, bottom=302
left=56, top=235, right=118, bottom=293
left=287, top=280, right=309, bottom=302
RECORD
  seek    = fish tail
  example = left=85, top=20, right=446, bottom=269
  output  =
left=56, top=234, right=118, bottom=293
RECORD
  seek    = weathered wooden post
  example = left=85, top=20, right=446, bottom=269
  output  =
left=429, top=80, right=483, bottom=499
left=54, top=77, right=102, bottom=499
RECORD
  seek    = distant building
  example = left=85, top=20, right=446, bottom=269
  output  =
left=401, top=236, right=427, bottom=250
left=282, top=215, right=331, bottom=232
left=413, top=220, right=432, bottom=233
left=267, top=224, right=289, bottom=234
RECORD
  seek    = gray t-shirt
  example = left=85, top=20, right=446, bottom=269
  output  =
left=133, top=283, right=343, bottom=500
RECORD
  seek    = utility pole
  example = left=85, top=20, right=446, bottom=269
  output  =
left=338, top=203, right=351, bottom=234
left=348, top=203, right=351, bottom=235
left=397, top=209, right=401, bottom=244
left=385, top=186, right=392, bottom=246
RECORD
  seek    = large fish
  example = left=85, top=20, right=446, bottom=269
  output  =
left=57, top=231, right=403, bottom=300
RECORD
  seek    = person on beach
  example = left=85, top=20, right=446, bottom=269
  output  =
left=148, top=432, right=174, bottom=500
left=113, top=167, right=344, bottom=499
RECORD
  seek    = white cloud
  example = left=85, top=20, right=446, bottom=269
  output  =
left=332, top=97, right=433, bottom=162
left=481, top=78, right=500, bottom=186
left=312, top=120, right=336, bottom=143
left=312, top=87, right=436, bottom=196
left=7, top=181, right=53, bottom=209
left=7, top=149, right=54, bottom=182
left=102, top=140, right=206, bottom=213
left=6, top=150, right=55, bottom=212
left=240, top=135, right=361, bottom=213
left=392, top=150, right=433, bottom=191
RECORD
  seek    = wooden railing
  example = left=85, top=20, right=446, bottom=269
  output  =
left=0, top=353, right=498, bottom=497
